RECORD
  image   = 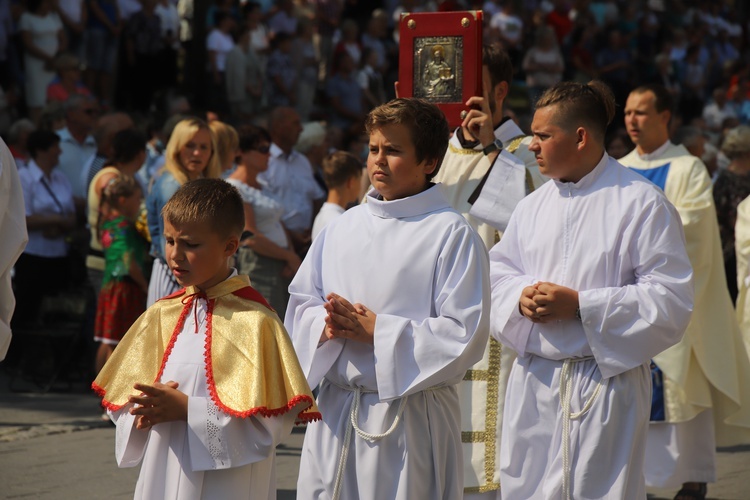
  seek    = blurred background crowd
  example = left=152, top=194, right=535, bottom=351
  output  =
left=4, top=0, right=750, bottom=388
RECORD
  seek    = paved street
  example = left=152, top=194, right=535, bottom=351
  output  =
left=1, top=368, right=748, bottom=500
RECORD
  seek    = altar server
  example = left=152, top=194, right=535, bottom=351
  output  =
left=490, top=81, right=694, bottom=499
left=287, top=98, right=490, bottom=500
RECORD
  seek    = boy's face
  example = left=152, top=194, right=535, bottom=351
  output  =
left=367, top=124, right=436, bottom=201
left=528, top=105, right=581, bottom=182
left=163, top=219, right=239, bottom=291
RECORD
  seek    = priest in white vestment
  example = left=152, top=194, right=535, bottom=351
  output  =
left=0, top=138, right=27, bottom=360
left=287, top=99, right=490, bottom=500
left=621, top=84, right=750, bottom=498
left=735, top=195, right=750, bottom=381
left=490, top=81, right=694, bottom=499
left=432, top=45, right=542, bottom=499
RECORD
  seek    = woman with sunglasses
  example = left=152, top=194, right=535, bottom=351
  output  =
left=226, top=124, right=301, bottom=318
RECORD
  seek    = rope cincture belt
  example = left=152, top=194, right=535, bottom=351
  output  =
left=325, top=379, right=444, bottom=500
left=559, top=356, right=605, bottom=500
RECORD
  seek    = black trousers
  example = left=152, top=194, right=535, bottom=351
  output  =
left=11, top=253, right=69, bottom=328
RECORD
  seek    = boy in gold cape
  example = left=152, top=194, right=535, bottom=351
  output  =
left=93, top=178, right=319, bottom=500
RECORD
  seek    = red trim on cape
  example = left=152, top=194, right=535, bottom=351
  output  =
left=232, top=286, right=274, bottom=311
left=93, top=295, right=193, bottom=410
left=202, top=297, right=319, bottom=423
left=92, top=382, right=127, bottom=411
left=93, top=289, right=320, bottom=422
left=154, top=297, right=193, bottom=383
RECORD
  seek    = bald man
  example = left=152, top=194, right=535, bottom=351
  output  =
left=258, top=107, right=325, bottom=255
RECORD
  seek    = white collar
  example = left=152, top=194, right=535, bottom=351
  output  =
left=636, top=140, right=671, bottom=161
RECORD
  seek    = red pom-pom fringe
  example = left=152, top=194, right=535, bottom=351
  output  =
left=202, top=299, right=319, bottom=423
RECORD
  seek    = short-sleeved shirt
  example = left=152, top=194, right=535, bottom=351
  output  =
left=225, top=179, right=288, bottom=248
left=206, top=28, right=234, bottom=72
left=146, top=170, right=181, bottom=259
left=56, top=126, right=96, bottom=198
left=257, top=143, right=325, bottom=234
left=311, top=202, right=345, bottom=241
left=326, top=73, right=363, bottom=129
left=19, top=160, right=75, bottom=258
left=19, top=12, right=62, bottom=56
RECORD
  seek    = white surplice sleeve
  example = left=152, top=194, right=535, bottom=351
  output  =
left=285, top=234, right=344, bottom=388
left=110, top=399, right=297, bottom=471
left=111, top=405, right=149, bottom=468
left=185, top=397, right=296, bottom=471
left=373, top=226, right=490, bottom=401
left=579, top=198, right=694, bottom=379
left=488, top=212, right=537, bottom=355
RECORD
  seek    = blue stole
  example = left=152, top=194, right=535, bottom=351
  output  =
left=630, top=162, right=671, bottom=421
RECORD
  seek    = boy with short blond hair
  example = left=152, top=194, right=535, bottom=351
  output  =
left=311, top=151, right=363, bottom=240
left=287, top=98, right=490, bottom=499
left=93, top=178, right=318, bottom=500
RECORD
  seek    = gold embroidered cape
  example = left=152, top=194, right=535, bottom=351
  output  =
left=93, top=275, right=320, bottom=424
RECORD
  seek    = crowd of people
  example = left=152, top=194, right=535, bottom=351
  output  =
left=2, top=0, right=750, bottom=499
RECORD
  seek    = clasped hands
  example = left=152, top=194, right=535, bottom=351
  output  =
left=320, top=292, right=376, bottom=345
left=519, top=282, right=579, bottom=323
left=128, top=380, right=188, bottom=430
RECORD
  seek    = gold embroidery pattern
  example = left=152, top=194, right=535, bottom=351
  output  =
left=448, top=142, right=482, bottom=155
left=462, top=338, right=502, bottom=493
left=506, top=135, right=525, bottom=154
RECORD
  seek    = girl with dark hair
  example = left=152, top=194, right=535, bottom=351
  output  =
left=226, top=124, right=300, bottom=318
left=86, top=128, right=146, bottom=293
left=93, top=174, right=147, bottom=414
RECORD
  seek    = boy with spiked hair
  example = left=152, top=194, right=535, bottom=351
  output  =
left=490, top=81, right=694, bottom=498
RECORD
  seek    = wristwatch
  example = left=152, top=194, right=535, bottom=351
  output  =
left=482, top=138, right=503, bottom=156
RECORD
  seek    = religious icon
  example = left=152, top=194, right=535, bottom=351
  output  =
left=416, top=40, right=461, bottom=101
left=398, top=11, right=483, bottom=127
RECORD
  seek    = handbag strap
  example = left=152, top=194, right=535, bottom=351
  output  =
left=39, top=175, right=68, bottom=215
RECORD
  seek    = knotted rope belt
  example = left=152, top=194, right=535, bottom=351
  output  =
left=324, top=378, right=443, bottom=500
left=559, top=356, right=605, bottom=500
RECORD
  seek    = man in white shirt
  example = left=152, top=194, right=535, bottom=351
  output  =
left=490, top=81, right=693, bottom=499
left=258, top=107, right=325, bottom=255
left=56, top=94, right=97, bottom=201
left=620, top=83, right=750, bottom=500
left=206, top=12, right=235, bottom=115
